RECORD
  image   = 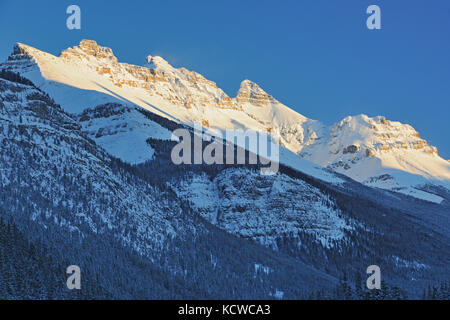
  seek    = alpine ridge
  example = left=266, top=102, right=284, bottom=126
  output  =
left=1, top=39, right=449, bottom=203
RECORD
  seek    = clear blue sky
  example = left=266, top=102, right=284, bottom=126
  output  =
left=1, top=0, right=449, bottom=158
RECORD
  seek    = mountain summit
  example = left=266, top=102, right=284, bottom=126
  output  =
left=2, top=40, right=449, bottom=202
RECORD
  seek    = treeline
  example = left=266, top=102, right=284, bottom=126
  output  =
left=422, top=282, right=450, bottom=300
left=311, top=274, right=408, bottom=300
left=312, top=274, right=449, bottom=300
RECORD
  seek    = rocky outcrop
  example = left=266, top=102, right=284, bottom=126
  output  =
left=67, top=40, right=118, bottom=63
left=172, top=169, right=352, bottom=249
left=343, top=145, right=360, bottom=154
left=235, top=80, right=275, bottom=106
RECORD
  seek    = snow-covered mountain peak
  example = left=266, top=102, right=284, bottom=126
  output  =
left=12, top=43, right=33, bottom=57
left=10, top=42, right=42, bottom=64
left=236, top=79, right=276, bottom=106
left=330, top=113, right=438, bottom=157
left=298, top=113, right=450, bottom=201
left=60, top=39, right=119, bottom=64
left=5, top=43, right=51, bottom=77
left=146, top=55, right=173, bottom=70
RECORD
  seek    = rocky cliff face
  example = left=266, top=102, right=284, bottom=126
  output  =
left=59, top=40, right=239, bottom=110
left=61, top=39, right=119, bottom=64
left=172, top=168, right=352, bottom=249
left=236, top=80, right=276, bottom=106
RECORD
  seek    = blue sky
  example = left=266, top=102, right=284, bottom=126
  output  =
left=1, top=0, right=449, bottom=158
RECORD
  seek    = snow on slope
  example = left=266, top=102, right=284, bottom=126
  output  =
left=299, top=114, right=450, bottom=202
left=2, top=40, right=449, bottom=202
left=1, top=40, right=339, bottom=181
left=1, top=41, right=322, bottom=149
left=0, top=76, right=187, bottom=258
left=75, top=103, right=173, bottom=163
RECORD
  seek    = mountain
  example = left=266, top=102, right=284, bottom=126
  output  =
left=0, top=71, right=340, bottom=299
left=1, top=40, right=449, bottom=299
left=2, top=39, right=449, bottom=203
